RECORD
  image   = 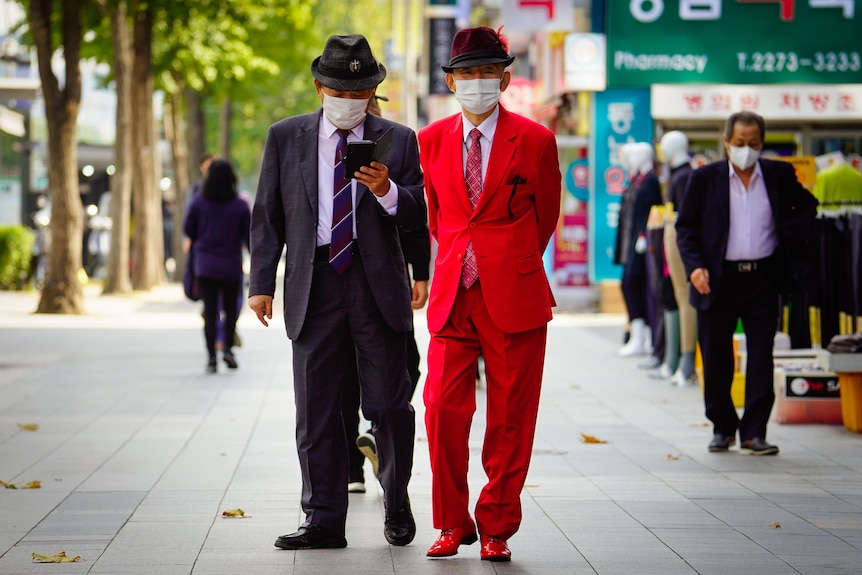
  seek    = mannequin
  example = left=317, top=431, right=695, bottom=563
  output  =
left=659, top=131, right=697, bottom=386
left=615, top=142, right=662, bottom=357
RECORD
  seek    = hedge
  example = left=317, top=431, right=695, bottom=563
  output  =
left=0, top=225, right=35, bottom=290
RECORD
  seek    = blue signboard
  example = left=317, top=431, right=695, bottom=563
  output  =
left=588, top=88, right=653, bottom=283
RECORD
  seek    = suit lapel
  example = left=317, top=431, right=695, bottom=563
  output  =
left=759, top=159, right=780, bottom=215
left=447, top=115, right=474, bottom=215
left=300, top=111, right=322, bottom=220
left=477, top=107, right=516, bottom=214
left=716, top=160, right=731, bottom=233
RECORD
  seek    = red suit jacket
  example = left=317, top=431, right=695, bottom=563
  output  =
left=419, top=106, right=561, bottom=334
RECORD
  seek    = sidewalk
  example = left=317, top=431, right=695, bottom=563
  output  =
left=1, top=283, right=861, bottom=575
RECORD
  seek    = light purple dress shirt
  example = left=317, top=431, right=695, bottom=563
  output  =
left=724, top=160, right=778, bottom=261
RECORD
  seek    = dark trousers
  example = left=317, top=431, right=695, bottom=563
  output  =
left=197, top=276, right=241, bottom=358
left=292, top=249, right=415, bottom=535
left=698, top=258, right=779, bottom=441
left=621, top=269, right=648, bottom=322
left=343, top=328, right=421, bottom=483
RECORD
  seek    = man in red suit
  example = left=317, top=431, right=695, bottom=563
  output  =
left=418, top=26, right=561, bottom=563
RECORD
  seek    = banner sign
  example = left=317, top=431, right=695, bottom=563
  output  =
left=565, top=34, right=607, bottom=92
left=608, top=0, right=862, bottom=86
left=503, top=0, right=575, bottom=32
left=589, top=88, right=653, bottom=283
left=650, top=84, right=862, bottom=120
left=428, top=18, right=456, bottom=95
left=553, top=212, right=589, bottom=287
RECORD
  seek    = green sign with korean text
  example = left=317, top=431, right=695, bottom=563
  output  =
left=607, top=0, right=862, bottom=86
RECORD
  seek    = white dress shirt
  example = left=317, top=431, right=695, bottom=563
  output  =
left=724, top=160, right=778, bottom=261
left=317, top=114, right=398, bottom=247
left=461, top=106, right=500, bottom=184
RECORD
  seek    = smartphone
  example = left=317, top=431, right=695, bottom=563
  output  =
left=346, top=141, right=376, bottom=174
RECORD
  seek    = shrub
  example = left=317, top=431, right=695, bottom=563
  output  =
left=0, top=225, right=35, bottom=290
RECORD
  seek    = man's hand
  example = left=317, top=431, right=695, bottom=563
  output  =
left=248, top=294, right=273, bottom=327
left=411, top=280, right=429, bottom=310
left=690, top=267, right=711, bottom=295
left=353, top=161, right=390, bottom=196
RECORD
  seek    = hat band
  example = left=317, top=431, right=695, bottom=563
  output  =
left=317, top=61, right=379, bottom=81
left=448, top=49, right=511, bottom=68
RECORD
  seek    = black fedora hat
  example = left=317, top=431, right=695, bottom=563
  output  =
left=311, top=34, right=386, bottom=91
left=442, top=27, right=515, bottom=73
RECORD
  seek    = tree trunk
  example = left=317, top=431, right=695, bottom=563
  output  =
left=30, top=0, right=84, bottom=314
left=219, top=96, right=231, bottom=161
left=130, top=0, right=164, bottom=290
left=165, top=87, right=189, bottom=279
left=184, top=86, right=205, bottom=185
left=102, top=0, right=133, bottom=295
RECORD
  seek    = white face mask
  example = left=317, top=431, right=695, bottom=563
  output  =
left=453, top=78, right=501, bottom=115
left=728, top=145, right=760, bottom=170
left=322, top=94, right=369, bottom=129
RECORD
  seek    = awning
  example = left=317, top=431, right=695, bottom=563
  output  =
left=0, top=104, right=25, bottom=137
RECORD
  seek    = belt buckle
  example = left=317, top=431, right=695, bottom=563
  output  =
left=737, top=262, right=754, bottom=272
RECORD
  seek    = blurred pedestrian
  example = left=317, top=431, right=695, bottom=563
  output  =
left=184, top=159, right=250, bottom=373
left=248, top=34, right=426, bottom=550
left=418, top=26, right=561, bottom=562
left=676, top=111, right=818, bottom=455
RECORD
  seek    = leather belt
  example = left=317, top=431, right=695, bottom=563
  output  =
left=315, top=242, right=358, bottom=261
left=724, top=256, right=773, bottom=273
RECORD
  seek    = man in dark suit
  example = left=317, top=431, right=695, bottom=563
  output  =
left=676, top=111, right=817, bottom=456
left=248, top=34, right=426, bottom=549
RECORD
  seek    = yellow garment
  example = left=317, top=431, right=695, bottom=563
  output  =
left=814, top=163, right=862, bottom=204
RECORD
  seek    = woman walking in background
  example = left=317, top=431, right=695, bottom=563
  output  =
left=184, top=160, right=250, bottom=373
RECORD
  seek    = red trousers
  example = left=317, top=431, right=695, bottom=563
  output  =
left=424, top=282, right=547, bottom=540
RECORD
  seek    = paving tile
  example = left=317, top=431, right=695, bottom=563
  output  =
left=3, top=287, right=862, bottom=574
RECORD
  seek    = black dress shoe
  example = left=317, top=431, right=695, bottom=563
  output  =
left=274, top=524, right=347, bottom=550
left=223, top=352, right=238, bottom=369
left=205, top=357, right=217, bottom=374
left=740, top=437, right=779, bottom=456
left=708, top=433, right=736, bottom=452
left=384, top=498, right=416, bottom=546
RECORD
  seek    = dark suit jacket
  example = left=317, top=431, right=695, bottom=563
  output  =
left=249, top=110, right=427, bottom=339
left=676, top=158, right=818, bottom=311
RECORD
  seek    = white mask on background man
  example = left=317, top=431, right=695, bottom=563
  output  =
left=323, top=94, right=368, bottom=129
left=728, top=145, right=760, bottom=170
left=454, top=78, right=502, bottom=115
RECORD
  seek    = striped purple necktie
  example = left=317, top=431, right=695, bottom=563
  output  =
left=330, top=128, right=353, bottom=274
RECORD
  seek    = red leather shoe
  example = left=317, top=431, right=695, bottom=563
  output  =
left=426, top=522, right=478, bottom=557
left=480, top=535, right=511, bottom=562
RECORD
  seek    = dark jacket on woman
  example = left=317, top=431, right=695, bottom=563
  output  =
left=184, top=194, right=250, bottom=282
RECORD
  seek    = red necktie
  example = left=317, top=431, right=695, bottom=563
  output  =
left=329, top=129, right=353, bottom=273
left=461, top=128, right=482, bottom=288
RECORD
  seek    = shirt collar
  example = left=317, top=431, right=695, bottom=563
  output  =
left=728, top=159, right=764, bottom=184
left=461, top=106, right=500, bottom=145
left=321, top=113, right=364, bottom=140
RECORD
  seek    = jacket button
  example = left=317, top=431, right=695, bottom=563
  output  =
left=469, top=223, right=476, bottom=228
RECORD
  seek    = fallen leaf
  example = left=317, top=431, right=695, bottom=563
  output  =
left=769, top=522, right=781, bottom=529
left=222, top=508, right=250, bottom=518
left=17, top=423, right=39, bottom=431
left=1, top=480, right=41, bottom=489
left=689, top=422, right=710, bottom=428
left=569, top=384, right=581, bottom=390
left=524, top=484, right=540, bottom=488
left=32, top=551, right=81, bottom=563
left=665, top=454, right=682, bottom=461
left=580, top=433, right=609, bottom=444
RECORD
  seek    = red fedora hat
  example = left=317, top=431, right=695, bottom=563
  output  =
left=441, top=27, right=515, bottom=73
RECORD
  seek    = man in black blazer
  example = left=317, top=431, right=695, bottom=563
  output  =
left=676, top=111, right=817, bottom=456
left=248, top=35, right=426, bottom=549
